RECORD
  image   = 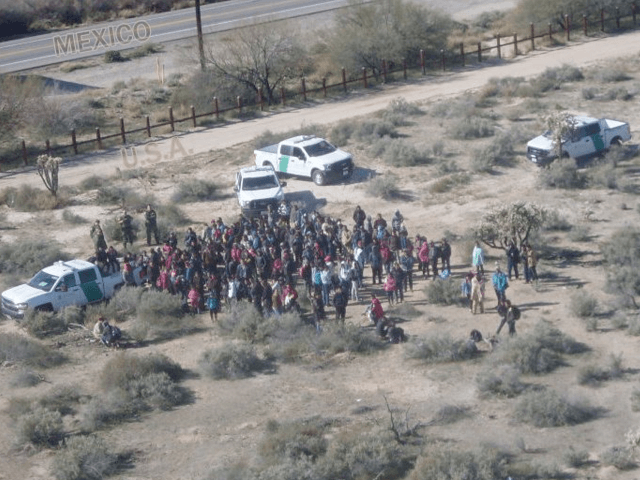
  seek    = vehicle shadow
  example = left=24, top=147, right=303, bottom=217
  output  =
left=285, top=190, right=327, bottom=211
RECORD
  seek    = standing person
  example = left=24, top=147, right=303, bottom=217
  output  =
left=333, top=287, right=347, bottom=322
left=119, top=210, right=134, bottom=250
left=506, top=240, right=520, bottom=280
left=496, top=300, right=518, bottom=336
left=521, top=243, right=530, bottom=283
left=418, top=238, right=430, bottom=278
left=399, top=249, right=414, bottom=292
left=349, top=259, right=361, bottom=302
left=369, top=239, right=383, bottom=285
left=353, top=205, right=366, bottom=228
left=470, top=272, right=485, bottom=314
left=369, top=293, right=385, bottom=324
left=206, top=289, right=220, bottom=322
left=472, top=241, right=485, bottom=275
left=144, top=204, right=160, bottom=246
left=90, top=220, right=108, bottom=251
left=383, top=272, right=396, bottom=305
left=441, top=238, right=452, bottom=272
left=526, top=243, right=538, bottom=282
left=492, top=264, right=509, bottom=307
left=430, top=241, right=440, bottom=279
left=461, top=272, right=473, bottom=312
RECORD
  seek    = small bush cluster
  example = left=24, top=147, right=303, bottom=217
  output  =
left=199, top=343, right=270, bottom=380
left=10, top=369, right=43, bottom=388
left=588, top=67, right=631, bottom=83
left=538, top=158, right=587, bottom=189
left=424, top=277, right=462, bottom=305
left=470, top=130, right=517, bottom=172
left=171, top=179, right=219, bottom=203
left=22, top=307, right=80, bottom=338
left=513, top=389, right=599, bottom=427
left=410, top=445, right=510, bottom=480
left=0, top=238, right=69, bottom=276
left=563, top=446, right=591, bottom=468
left=61, top=209, right=87, bottom=224
left=599, top=446, right=637, bottom=470
left=0, top=184, right=60, bottom=211
left=369, top=138, right=430, bottom=167
left=381, top=97, right=424, bottom=126
left=95, top=184, right=155, bottom=207
left=450, top=116, right=495, bottom=139
left=577, top=354, right=623, bottom=386
left=365, top=174, right=404, bottom=200
left=353, top=119, right=400, bottom=142
left=15, top=407, right=64, bottom=447
left=543, top=210, right=572, bottom=231
left=0, top=333, right=65, bottom=368
left=428, top=172, right=471, bottom=194
left=51, top=435, right=119, bottom=480
left=476, top=365, right=526, bottom=398
left=405, top=334, right=477, bottom=364
left=570, top=290, right=598, bottom=319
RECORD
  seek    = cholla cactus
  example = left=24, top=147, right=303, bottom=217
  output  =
left=36, top=154, right=62, bottom=198
left=545, top=112, right=578, bottom=160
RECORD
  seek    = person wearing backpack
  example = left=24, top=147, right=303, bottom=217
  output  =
left=496, top=300, right=519, bottom=336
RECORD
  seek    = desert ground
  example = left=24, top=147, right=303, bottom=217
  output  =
left=2, top=5, right=640, bottom=480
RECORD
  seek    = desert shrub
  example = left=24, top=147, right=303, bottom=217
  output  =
left=365, top=174, right=403, bottom=200
left=538, top=158, right=587, bottom=189
left=476, top=365, right=526, bottom=398
left=589, top=67, right=631, bottom=83
left=513, top=389, right=599, bottom=427
left=471, top=130, right=517, bottom=172
left=490, top=321, right=586, bottom=374
left=15, top=407, right=64, bottom=447
left=577, top=354, right=623, bottom=386
left=0, top=333, right=65, bottom=368
left=218, top=301, right=274, bottom=343
left=104, top=50, right=124, bottom=63
left=570, top=290, right=598, bottom=318
left=631, top=388, right=640, bottom=411
left=95, top=184, right=154, bottom=207
left=34, top=385, right=84, bottom=416
left=51, top=435, right=119, bottom=480
left=410, top=445, right=510, bottom=480
left=483, top=76, right=528, bottom=98
left=171, top=178, right=219, bottom=203
left=538, top=64, right=584, bottom=86
left=127, top=42, right=164, bottom=59
left=79, top=175, right=112, bottom=191
left=100, top=353, right=185, bottom=389
left=405, top=334, right=477, bottom=363
left=22, top=310, right=69, bottom=338
left=567, top=224, right=591, bottom=242
left=258, top=417, right=330, bottom=464
left=11, top=369, right=43, bottom=388
left=628, top=317, right=640, bottom=336
left=602, top=86, right=634, bottom=101
left=61, top=209, right=87, bottom=224
left=432, top=140, right=445, bottom=157
left=0, top=238, right=69, bottom=276
left=424, top=277, right=462, bottom=305
left=563, top=446, right=590, bottom=468
left=543, top=210, right=572, bottom=231
left=135, top=288, right=184, bottom=325
left=450, top=116, right=494, bottom=139
left=382, top=97, right=424, bottom=126
left=429, top=405, right=472, bottom=425
left=599, top=446, right=637, bottom=470
left=353, top=119, right=399, bottom=142
left=582, top=86, right=597, bottom=100
left=199, top=343, right=269, bottom=380
left=370, top=138, right=430, bottom=167
left=0, top=184, right=59, bottom=211
left=329, top=120, right=355, bottom=146
left=311, top=322, right=385, bottom=356
left=429, top=172, right=471, bottom=193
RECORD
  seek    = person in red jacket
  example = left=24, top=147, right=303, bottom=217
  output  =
left=383, top=272, right=396, bottom=305
left=370, top=293, right=385, bottom=323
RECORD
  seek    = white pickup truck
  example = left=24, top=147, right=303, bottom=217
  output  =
left=254, top=135, right=354, bottom=185
left=234, top=166, right=286, bottom=217
left=526, top=115, right=631, bottom=165
left=1, top=259, right=127, bottom=319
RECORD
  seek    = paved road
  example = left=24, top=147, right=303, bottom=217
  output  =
left=0, top=0, right=351, bottom=73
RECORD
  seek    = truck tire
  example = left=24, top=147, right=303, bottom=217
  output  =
left=312, top=170, right=325, bottom=186
left=611, top=137, right=622, bottom=147
left=35, top=303, right=53, bottom=312
left=262, top=162, right=274, bottom=169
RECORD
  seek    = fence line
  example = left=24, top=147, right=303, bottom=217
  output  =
left=11, top=4, right=639, bottom=168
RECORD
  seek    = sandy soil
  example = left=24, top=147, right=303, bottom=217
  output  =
left=2, top=15, right=640, bottom=480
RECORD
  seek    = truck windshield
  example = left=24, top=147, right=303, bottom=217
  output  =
left=28, top=271, right=59, bottom=292
left=304, top=141, right=336, bottom=157
left=243, top=176, right=278, bottom=190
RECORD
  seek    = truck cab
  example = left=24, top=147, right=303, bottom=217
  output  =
left=234, top=166, right=286, bottom=217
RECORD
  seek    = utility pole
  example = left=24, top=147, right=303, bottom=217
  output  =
left=195, top=0, right=206, bottom=71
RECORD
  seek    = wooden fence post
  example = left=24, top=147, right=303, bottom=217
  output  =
left=616, top=7, right=620, bottom=28
left=362, top=67, right=368, bottom=88
left=146, top=116, right=151, bottom=137
left=382, top=60, right=387, bottom=83
left=420, top=49, right=425, bottom=75
left=441, top=49, right=445, bottom=71
left=460, top=43, right=465, bottom=67
left=496, top=34, right=501, bottom=59
left=402, top=58, right=407, bottom=80
left=601, top=8, right=605, bottom=31
left=257, top=89, right=263, bottom=111
left=21, top=139, right=27, bottom=165
left=214, top=97, right=219, bottom=119
left=549, top=23, right=553, bottom=41
left=120, top=117, right=126, bottom=144
left=583, top=15, right=588, bottom=36
left=633, top=4, right=637, bottom=26
left=168, top=107, right=174, bottom=132
left=280, top=87, right=286, bottom=106
left=236, top=97, right=241, bottom=115
left=477, top=42, right=482, bottom=62
left=71, top=129, right=78, bottom=155
left=342, top=67, right=347, bottom=93
left=191, top=105, right=197, bottom=127
left=513, top=33, right=518, bottom=56
left=322, top=78, right=327, bottom=98
left=96, top=128, right=103, bottom=150
left=530, top=23, right=535, bottom=50
left=565, top=14, right=570, bottom=41
left=46, top=139, right=50, bottom=154
left=301, top=77, right=307, bottom=101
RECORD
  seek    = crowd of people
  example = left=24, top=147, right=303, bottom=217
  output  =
left=88, top=202, right=535, bottom=344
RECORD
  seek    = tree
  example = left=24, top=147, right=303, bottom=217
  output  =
left=326, top=0, right=455, bottom=78
left=508, top=0, right=629, bottom=31
left=36, top=154, right=61, bottom=198
left=202, top=21, right=308, bottom=106
left=473, top=202, right=547, bottom=251
left=601, top=228, right=640, bottom=308
left=546, top=112, right=578, bottom=160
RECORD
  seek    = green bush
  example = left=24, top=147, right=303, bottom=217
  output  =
left=171, top=179, right=219, bottom=203
left=410, top=445, right=510, bottom=480
left=258, top=417, right=329, bottom=464
left=0, top=184, right=60, bottom=211
left=0, top=238, right=69, bottom=276
left=563, top=446, right=591, bottom=468
left=15, top=407, right=64, bottom=447
left=22, top=309, right=69, bottom=338
left=0, top=333, right=65, bottom=368
left=329, top=120, right=355, bottom=146
left=450, top=116, right=494, bottom=139
left=424, top=277, right=462, bottom=305
left=382, top=97, right=424, bottom=126
left=51, top=435, right=119, bottom=480
left=476, top=365, right=526, bottom=398
left=104, top=50, right=125, bottom=63
left=513, top=389, right=599, bottom=427
left=538, top=158, right=587, bottom=189
left=353, top=119, right=399, bottom=142
left=370, top=138, right=431, bottom=167
left=599, top=446, right=636, bottom=470
left=570, top=290, right=598, bottom=318
left=365, top=174, right=404, bottom=200
left=199, top=343, right=269, bottom=380
left=405, top=334, right=477, bottom=363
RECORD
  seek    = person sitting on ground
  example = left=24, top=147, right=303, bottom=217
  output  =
left=100, top=320, right=122, bottom=348
left=93, top=317, right=106, bottom=340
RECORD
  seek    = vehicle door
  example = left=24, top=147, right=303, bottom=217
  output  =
left=53, top=273, right=81, bottom=309
left=278, top=144, right=293, bottom=174
left=572, top=123, right=603, bottom=158
left=286, top=146, right=307, bottom=176
left=78, top=268, right=105, bottom=303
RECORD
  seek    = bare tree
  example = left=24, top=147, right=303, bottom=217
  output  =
left=36, top=154, right=62, bottom=198
left=473, top=202, right=547, bottom=251
left=203, top=22, right=308, bottom=105
left=546, top=112, right=578, bottom=160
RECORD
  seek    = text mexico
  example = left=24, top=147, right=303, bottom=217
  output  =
left=53, top=21, right=152, bottom=56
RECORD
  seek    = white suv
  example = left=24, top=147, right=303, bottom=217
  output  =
left=234, top=166, right=286, bottom=217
